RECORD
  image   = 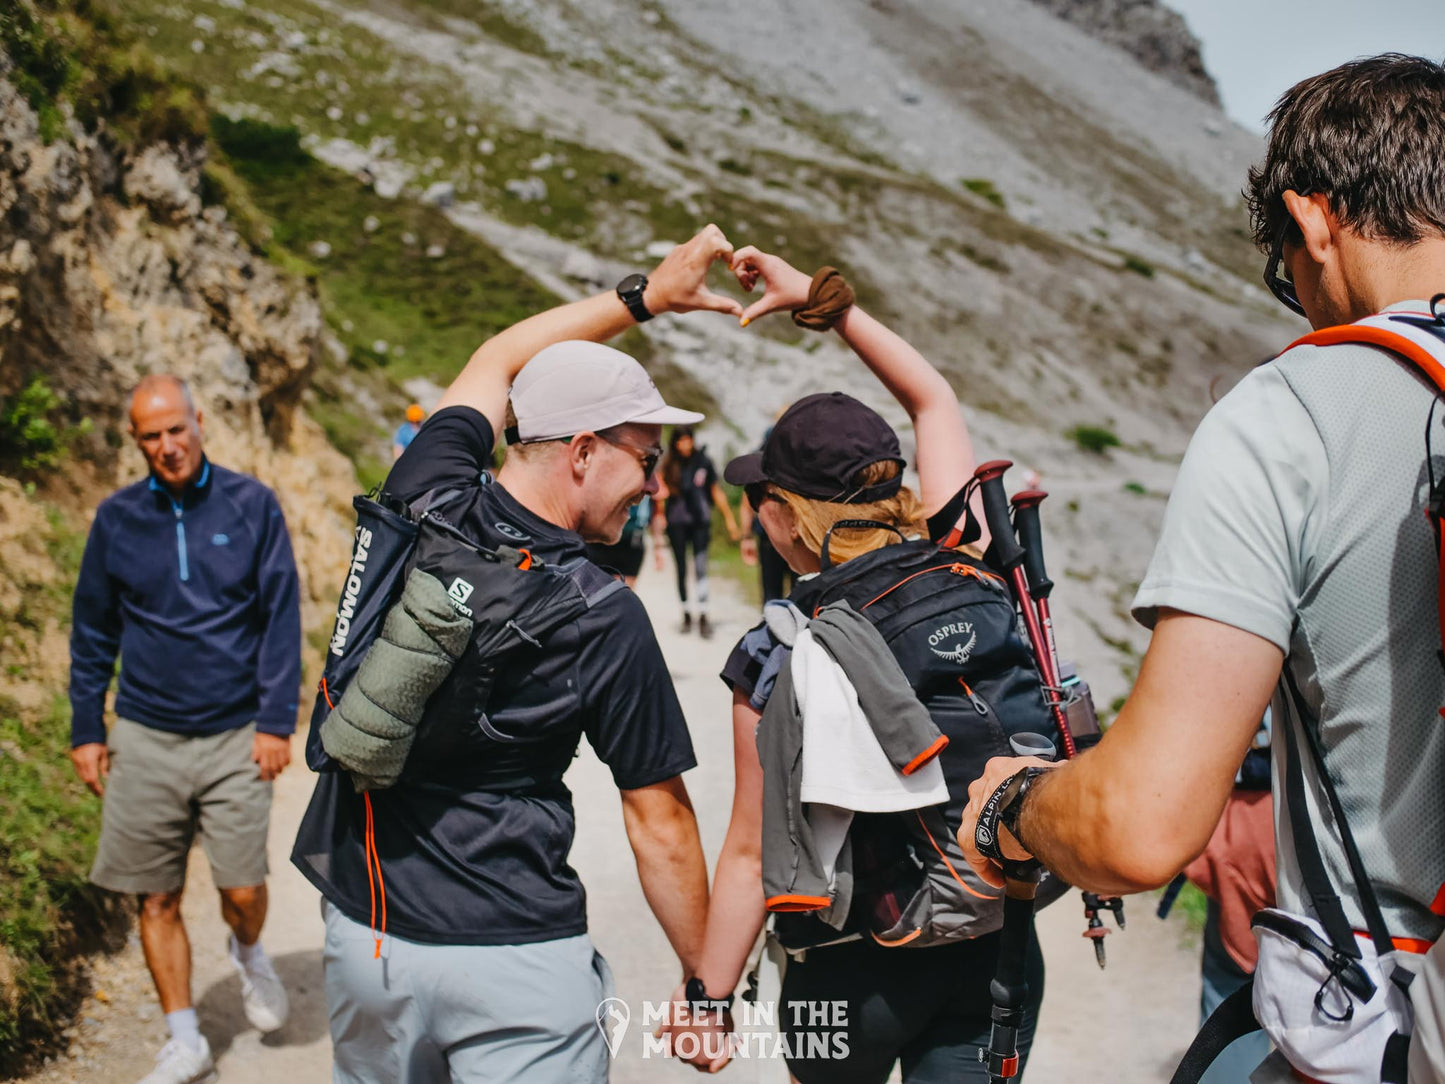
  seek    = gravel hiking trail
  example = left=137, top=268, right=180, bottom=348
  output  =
left=25, top=557, right=1204, bottom=1084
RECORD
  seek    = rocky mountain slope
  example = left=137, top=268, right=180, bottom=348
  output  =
left=117, top=0, right=1302, bottom=698
left=0, top=77, right=356, bottom=628
left=1025, top=0, right=1221, bottom=104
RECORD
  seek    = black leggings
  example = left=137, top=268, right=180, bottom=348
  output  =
left=780, top=927, right=1045, bottom=1084
left=666, top=522, right=711, bottom=609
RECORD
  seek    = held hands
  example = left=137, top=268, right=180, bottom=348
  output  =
left=253, top=731, right=292, bottom=781
left=646, top=225, right=744, bottom=318
left=70, top=742, right=109, bottom=797
left=656, top=981, right=734, bottom=1074
left=957, top=755, right=1056, bottom=888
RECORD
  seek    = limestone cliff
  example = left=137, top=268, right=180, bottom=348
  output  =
left=0, top=73, right=357, bottom=647
left=1025, top=0, right=1221, bottom=104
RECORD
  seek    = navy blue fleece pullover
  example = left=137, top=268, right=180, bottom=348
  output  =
left=68, top=460, right=302, bottom=746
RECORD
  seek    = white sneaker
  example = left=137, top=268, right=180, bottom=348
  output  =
left=138, top=1036, right=216, bottom=1084
left=229, top=936, right=289, bottom=1033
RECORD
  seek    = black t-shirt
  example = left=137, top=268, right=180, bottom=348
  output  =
left=292, top=406, right=696, bottom=945
left=665, top=451, right=718, bottom=528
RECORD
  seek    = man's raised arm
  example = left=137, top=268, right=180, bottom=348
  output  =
left=437, top=225, right=742, bottom=439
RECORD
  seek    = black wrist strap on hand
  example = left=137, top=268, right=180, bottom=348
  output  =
left=975, top=767, right=1048, bottom=863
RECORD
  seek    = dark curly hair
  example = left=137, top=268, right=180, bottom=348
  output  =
left=1245, top=53, right=1445, bottom=249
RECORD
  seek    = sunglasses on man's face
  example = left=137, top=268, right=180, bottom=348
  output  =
left=1264, top=217, right=1307, bottom=318
left=597, top=432, right=662, bottom=479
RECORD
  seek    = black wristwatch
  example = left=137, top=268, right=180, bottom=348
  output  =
left=684, top=977, right=734, bottom=1013
left=974, top=766, right=1051, bottom=862
left=616, top=273, right=653, bottom=323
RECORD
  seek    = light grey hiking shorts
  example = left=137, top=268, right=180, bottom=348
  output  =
left=322, top=900, right=616, bottom=1083
left=90, top=718, right=272, bottom=894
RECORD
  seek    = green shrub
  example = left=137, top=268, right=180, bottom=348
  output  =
left=1123, top=481, right=1147, bottom=495
left=1067, top=424, right=1121, bottom=455
left=0, top=696, right=126, bottom=1073
left=962, top=178, right=1006, bottom=210
left=1122, top=254, right=1156, bottom=278
left=0, top=377, right=91, bottom=473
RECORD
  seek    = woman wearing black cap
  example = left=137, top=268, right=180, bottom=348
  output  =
left=663, top=248, right=1045, bottom=1083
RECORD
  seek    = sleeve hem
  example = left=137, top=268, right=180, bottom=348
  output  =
left=613, top=757, right=698, bottom=791
left=1131, top=579, right=1292, bottom=653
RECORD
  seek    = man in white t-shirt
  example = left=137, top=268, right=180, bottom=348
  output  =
left=957, top=53, right=1445, bottom=1080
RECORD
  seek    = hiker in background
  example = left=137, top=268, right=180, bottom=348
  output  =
left=656, top=425, right=740, bottom=638
left=584, top=491, right=654, bottom=587
left=392, top=402, right=425, bottom=460
left=957, top=54, right=1445, bottom=1083
left=69, top=374, right=300, bottom=1084
left=661, top=247, right=1025, bottom=1083
left=292, top=225, right=741, bottom=1084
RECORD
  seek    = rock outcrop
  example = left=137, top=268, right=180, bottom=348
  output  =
left=1025, top=0, right=1221, bottom=105
left=0, top=74, right=356, bottom=637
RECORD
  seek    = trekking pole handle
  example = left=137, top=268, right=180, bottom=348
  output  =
left=975, top=461, right=1025, bottom=570
left=1010, top=490, right=1054, bottom=600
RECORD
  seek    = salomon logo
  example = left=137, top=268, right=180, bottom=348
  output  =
left=329, top=526, right=374, bottom=657
left=928, top=621, right=977, bottom=665
left=494, top=521, right=529, bottom=542
left=447, top=576, right=476, bottom=617
left=212, top=533, right=230, bottom=545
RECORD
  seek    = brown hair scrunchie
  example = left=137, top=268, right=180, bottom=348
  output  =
left=791, top=266, right=856, bottom=331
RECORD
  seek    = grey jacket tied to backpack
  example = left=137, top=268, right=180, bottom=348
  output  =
left=758, top=600, right=948, bottom=930
left=320, top=567, right=471, bottom=791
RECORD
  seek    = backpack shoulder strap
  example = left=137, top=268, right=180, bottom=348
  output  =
left=561, top=557, right=628, bottom=609
left=1285, top=310, right=1445, bottom=397
left=1168, top=981, right=1260, bottom=1084
left=1288, top=307, right=1445, bottom=694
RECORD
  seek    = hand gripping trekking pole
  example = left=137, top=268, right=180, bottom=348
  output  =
left=979, top=733, right=1056, bottom=1084
left=974, top=462, right=1076, bottom=757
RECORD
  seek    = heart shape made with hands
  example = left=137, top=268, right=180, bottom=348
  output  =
left=730, top=245, right=815, bottom=327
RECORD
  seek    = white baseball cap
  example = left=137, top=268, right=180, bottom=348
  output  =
left=508, top=341, right=704, bottom=442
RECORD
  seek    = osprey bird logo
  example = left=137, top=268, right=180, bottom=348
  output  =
left=928, top=621, right=977, bottom=665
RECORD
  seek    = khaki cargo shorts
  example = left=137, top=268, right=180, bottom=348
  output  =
left=90, top=717, right=272, bottom=894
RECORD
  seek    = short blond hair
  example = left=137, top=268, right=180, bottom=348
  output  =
left=770, top=460, right=924, bottom=566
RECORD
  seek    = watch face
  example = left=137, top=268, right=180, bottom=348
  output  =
left=618, top=273, right=646, bottom=297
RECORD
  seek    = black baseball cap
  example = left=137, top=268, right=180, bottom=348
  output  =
left=724, top=392, right=905, bottom=503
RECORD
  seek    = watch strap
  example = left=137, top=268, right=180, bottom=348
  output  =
left=617, top=274, right=653, bottom=323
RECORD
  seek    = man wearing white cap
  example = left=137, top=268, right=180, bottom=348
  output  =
left=294, top=226, right=742, bottom=1083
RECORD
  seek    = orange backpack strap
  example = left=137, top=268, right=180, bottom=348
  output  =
left=1286, top=313, right=1445, bottom=702
left=1287, top=322, right=1445, bottom=397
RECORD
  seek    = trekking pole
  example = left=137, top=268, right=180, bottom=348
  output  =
left=979, top=732, right=1057, bottom=1084
left=973, top=461, right=1077, bottom=758
left=1008, top=491, right=1062, bottom=682
left=1009, top=484, right=1126, bottom=968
